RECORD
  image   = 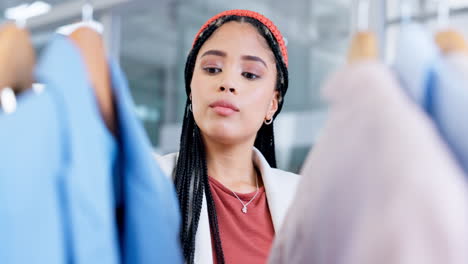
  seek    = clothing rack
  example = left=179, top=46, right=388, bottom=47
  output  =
left=17, top=0, right=132, bottom=32
left=387, top=6, right=468, bottom=25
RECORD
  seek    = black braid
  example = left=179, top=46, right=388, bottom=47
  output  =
left=198, top=127, right=226, bottom=264
left=254, top=121, right=278, bottom=168
left=175, top=15, right=289, bottom=264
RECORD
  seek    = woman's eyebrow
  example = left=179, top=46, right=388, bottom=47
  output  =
left=201, top=50, right=267, bottom=68
left=241, top=55, right=267, bottom=68
left=201, top=49, right=226, bottom=58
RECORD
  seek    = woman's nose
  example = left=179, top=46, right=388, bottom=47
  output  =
left=219, top=71, right=237, bottom=94
left=219, top=86, right=236, bottom=93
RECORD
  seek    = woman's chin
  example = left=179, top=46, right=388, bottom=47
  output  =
left=205, top=129, right=238, bottom=143
left=199, top=125, right=249, bottom=145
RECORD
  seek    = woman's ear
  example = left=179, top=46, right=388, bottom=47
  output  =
left=266, top=90, right=279, bottom=120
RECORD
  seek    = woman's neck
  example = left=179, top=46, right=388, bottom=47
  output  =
left=204, top=137, right=260, bottom=193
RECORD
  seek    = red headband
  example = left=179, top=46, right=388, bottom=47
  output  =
left=192, top=9, right=288, bottom=67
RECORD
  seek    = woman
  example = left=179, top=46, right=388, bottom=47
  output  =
left=157, top=9, right=299, bottom=264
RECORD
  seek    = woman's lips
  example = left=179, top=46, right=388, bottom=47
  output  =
left=212, top=106, right=236, bottom=116
left=209, top=100, right=239, bottom=117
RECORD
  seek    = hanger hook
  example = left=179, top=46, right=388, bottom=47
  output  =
left=82, top=1, right=93, bottom=23
left=437, top=0, right=450, bottom=29
left=13, top=5, right=28, bottom=28
left=400, top=0, right=412, bottom=25
left=357, top=0, right=370, bottom=31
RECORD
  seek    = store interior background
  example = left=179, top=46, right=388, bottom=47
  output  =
left=3, top=0, right=468, bottom=172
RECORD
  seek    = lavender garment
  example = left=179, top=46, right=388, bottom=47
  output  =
left=269, top=62, right=468, bottom=264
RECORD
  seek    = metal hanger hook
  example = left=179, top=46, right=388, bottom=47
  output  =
left=400, top=0, right=413, bottom=25
left=82, top=1, right=94, bottom=23
left=357, top=0, right=370, bottom=31
left=438, top=0, right=451, bottom=29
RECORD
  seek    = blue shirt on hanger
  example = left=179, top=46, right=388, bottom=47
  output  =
left=0, top=33, right=182, bottom=264
left=0, top=88, right=66, bottom=264
left=1, top=34, right=120, bottom=264
left=108, top=58, right=183, bottom=264
left=39, top=34, right=183, bottom=263
left=35, top=35, right=120, bottom=264
left=394, top=24, right=468, bottom=175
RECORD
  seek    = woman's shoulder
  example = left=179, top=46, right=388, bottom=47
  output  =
left=154, top=152, right=179, bottom=180
left=252, top=148, right=301, bottom=193
left=265, top=167, right=301, bottom=197
left=270, top=167, right=300, bottom=179
left=262, top=167, right=301, bottom=229
left=270, top=168, right=300, bottom=184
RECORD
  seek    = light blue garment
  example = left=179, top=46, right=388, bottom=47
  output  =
left=0, top=34, right=119, bottom=263
left=35, top=35, right=120, bottom=264
left=0, top=89, right=66, bottom=264
left=109, top=59, right=183, bottom=264
left=0, top=34, right=182, bottom=263
left=394, top=24, right=468, bottom=175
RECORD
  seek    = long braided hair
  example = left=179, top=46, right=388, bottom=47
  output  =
left=174, top=13, right=289, bottom=264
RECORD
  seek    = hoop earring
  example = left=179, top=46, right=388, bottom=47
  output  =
left=185, top=103, right=193, bottom=118
left=264, top=118, right=273, bottom=125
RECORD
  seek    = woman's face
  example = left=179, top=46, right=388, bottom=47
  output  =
left=190, top=21, right=279, bottom=145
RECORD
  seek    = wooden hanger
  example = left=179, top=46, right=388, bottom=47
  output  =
left=435, top=29, right=468, bottom=55
left=0, top=22, right=35, bottom=94
left=434, top=1, right=468, bottom=55
left=347, top=31, right=379, bottom=63
left=347, top=0, right=378, bottom=63
left=68, top=4, right=116, bottom=134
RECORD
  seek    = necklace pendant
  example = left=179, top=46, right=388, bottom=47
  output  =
left=242, top=206, right=247, bottom=214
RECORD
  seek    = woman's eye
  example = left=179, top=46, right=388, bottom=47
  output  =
left=242, top=72, right=260, bottom=80
left=203, top=67, right=221, bottom=74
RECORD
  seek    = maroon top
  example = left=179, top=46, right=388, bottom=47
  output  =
left=208, top=176, right=275, bottom=264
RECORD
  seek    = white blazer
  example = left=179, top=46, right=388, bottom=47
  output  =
left=156, top=148, right=300, bottom=264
